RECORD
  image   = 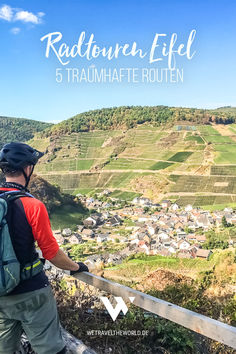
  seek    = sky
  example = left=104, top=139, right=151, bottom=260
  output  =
left=0, top=0, right=235, bottom=123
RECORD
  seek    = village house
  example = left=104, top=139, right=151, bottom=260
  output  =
left=143, top=234, right=151, bottom=244
left=77, top=225, right=84, bottom=233
left=161, top=200, right=171, bottom=208
left=82, top=229, right=95, bottom=238
left=102, top=202, right=112, bottom=208
left=102, top=211, right=110, bottom=220
left=147, top=223, right=159, bottom=235
left=158, top=231, right=169, bottom=241
left=196, top=249, right=212, bottom=260
left=138, top=241, right=150, bottom=255
left=186, top=234, right=197, bottom=242
left=99, top=189, right=111, bottom=196
left=132, top=197, right=152, bottom=206
left=176, top=231, right=187, bottom=241
left=97, top=234, right=108, bottom=243
left=168, top=245, right=177, bottom=254
left=195, top=235, right=206, bottom=243
left=62, top=228, right=72, bottom=237
left=86, top=197, right=95, bottom=205
left=68, top=234, right=82, bottom=245
left=185, top=204, right=193, bottom=212
left=178, top=240, right=190, bottom=250
left=105, top=214, right=122, bottom=227
left=178, top=250, right=192, bottom=259
left=169, top=203, right=179, bottom=211
left=87, top=214, right=103, bottom=227
left=196, top=214, right=211, bottom=229
left=53, top=230, right=64, bottom=246
left=174, top=221, right=184, bottom=230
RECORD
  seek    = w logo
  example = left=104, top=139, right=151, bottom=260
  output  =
left=100, top=296, right=135, bottom=321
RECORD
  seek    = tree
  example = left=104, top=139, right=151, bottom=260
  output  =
left=203, top=231, right=228, bottom=250
left=222, top=216, right=232, bottom=228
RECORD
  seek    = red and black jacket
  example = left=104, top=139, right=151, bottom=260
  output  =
left=0, top=182, right=59, bottom=295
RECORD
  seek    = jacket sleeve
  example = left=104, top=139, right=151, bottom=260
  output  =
left=22, top=198, right=60, bottom=260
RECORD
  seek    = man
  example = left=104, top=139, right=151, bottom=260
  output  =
left=0, top=142, right=89, bottom=354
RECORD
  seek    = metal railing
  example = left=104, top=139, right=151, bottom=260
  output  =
left=70, top=271, right=236, bottom=350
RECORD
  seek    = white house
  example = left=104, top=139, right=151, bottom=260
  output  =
left=62, top=228, right=72, bottom=237
left=139, top=243, right=150, bottom=255
left=161, top=200, right=171, bottom=208
left=168, top=246, right=177, bottom=254
left=130, top=238, right=139, bottom=245
left=97, top=235, right=108, bottom=243
left=178, top=240, right=190, bottom=250
left=68, top=235, right=81, bottom=245
left=185, top=204, right=193, bottom=212
left=176, top=232, right=187, bottom=241
left=158, top=232, right=169, bottom=241
left=138, top=217, right=150, bottom=222
left=147, top=224, right=159, bottom=236
left=132, top=197, right=151, bottom=206
left=170, top=203, right=179, bottom=211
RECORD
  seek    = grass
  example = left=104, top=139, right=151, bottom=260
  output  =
left=214, top=144, right=236, bottom=152
left=184, top=152, right=204, bottom=164
left=168, top=151, right=193, bottom=162
left=125, top=131, right=167, bottom=145
left=184, top=133, right=204, bottom=144
left=72, top=188, right=96, bottom=195
left=105, top=254, right=214, bottom=278
left=104, top=158, right=154, bottom=170
left=63, top=241, right=127, bottom=262
left=50, top=204, right=88, bottom=230
left=215, top=152, right=236, bottom=164
left=197, top=125, right=220, bottom=135
left=149, top=161, right=174, bottom=170
left=201, top=203, right=236, bottom=211
left=204, top=135, right=234, bottom=144
left=109, top=190, right=141, bottom=200
left=77, top=159, right=94, bottom=170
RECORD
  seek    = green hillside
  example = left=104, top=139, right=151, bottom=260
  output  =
left=26, top=105, right=236, bottom=209
left=40, top=105, right=236, bottom=136
left=0, top=116, right=52, bottom=148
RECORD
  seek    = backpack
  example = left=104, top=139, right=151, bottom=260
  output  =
left=0, top=191, right=44, bottom=296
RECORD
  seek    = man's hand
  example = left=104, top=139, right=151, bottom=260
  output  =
left=70, top=262, right=89, bottom=275
left=49, top=249, right=80, bottom=271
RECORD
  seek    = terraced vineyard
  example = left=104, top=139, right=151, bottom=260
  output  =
left=30, top=120, right=236, bottom=207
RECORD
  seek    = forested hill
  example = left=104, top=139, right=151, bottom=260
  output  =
left=41, top=106, right=236, bottom=136
left=0, top=116, right=52, bottom=147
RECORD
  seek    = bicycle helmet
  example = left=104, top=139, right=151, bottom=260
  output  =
left=0, top=142, right=44, bottom=189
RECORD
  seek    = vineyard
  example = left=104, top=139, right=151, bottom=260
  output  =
left=29, top=120, right=236, bottom=208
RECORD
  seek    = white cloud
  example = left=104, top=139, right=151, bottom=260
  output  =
left=15, top=10, right=40, bottom=24
left=0, top=4, right=13, bottom=21
left=38, top=12, right=45, bottom=18
left=10, top=27, right=20, bottom=34
left=0, top=4, right=44, bottom=25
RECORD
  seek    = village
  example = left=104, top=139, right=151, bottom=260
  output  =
left=52, top=190, right=236, bottom=269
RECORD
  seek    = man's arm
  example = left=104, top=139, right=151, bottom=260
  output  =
left=49, top=249, right=79, bottom=271
left=22, top=198, right=86, bottom=272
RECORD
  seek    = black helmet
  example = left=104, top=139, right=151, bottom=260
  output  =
left=0, top=142, right=44, bottom=169
left=0, top=142, right=44, bottom=189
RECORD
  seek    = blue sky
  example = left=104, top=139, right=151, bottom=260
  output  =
left=0, top=0, right=235, bottom=123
